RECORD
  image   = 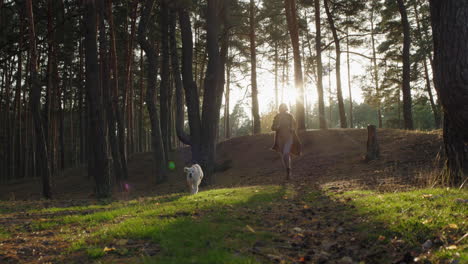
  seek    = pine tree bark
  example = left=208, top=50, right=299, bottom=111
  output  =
left=370, top=2, right=382, bottom=128
left=346, top=25, right=354, bottom=128
left=225, top=61, right=231, bottom=139
left=137, top=0, right=167, bottom=183
left=169, top=9, right=190, bottom=145
left=106, top=0, right=129, bottom=180
left=179, top=9, right=202, bottom=161
left=138, top=48, right=144, bottom=153
left=274, top=37, right=279, bottom=110
left=249, top=0, right=261, bottom=134
left=314, top=0, right=327, bottom=129
left=124, top=0, right=138, bottom=155
left=430, top=0, right=468, bottom=187
left=83, top=0, right=111, bottom=198
left=159, top=2, right=171, bottom=156
left=26, top=0, right=52, bottom=198
left=285, top=0, right=306, bottom=130
left=200, top=0, right=226, bottom=185
left=98, top=0, right=124, bottom=188
left=14, top=10, right=24, bottom=178
left=324, top=0, right=347, bottom=128
left=397, top=0, right=414, bottom=130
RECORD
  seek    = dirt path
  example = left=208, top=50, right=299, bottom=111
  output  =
left=240, top=183, right=408, bottom=264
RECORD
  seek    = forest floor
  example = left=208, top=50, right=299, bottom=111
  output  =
left=0, top=129, right=467, bottom=263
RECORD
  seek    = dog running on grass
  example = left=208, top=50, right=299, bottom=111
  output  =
left=184, top=164, right=204, bottom=194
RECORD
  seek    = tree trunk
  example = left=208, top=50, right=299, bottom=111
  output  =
left=346, top=25, right=354, bottom=128
left=324, top=0, right=347, bottom=128
left=159, top=2, right=170, bottom=156
left=83, top=0, right=111, bottom=198
left=285, top=0, right=306, bottom=130
left=78, top=38, right=86, bottom=164
left=138, top=48, right=144, bottom=153
left=430, top=0, right=468, bottom=187
left=274, top=37, right=279, bottom=110
left=249, top=0, right=261, bottom=134
left=314, top=0, right=327, bottom=129
left=365, top=125, right=380, bottom=161
left=225, top=62, right=231, bottom=139
left=26, top=0, right=52, bottom=198
left=370, top=2, right=382, bottom=128
left=14, top=10, right=24, bottom=179
left=169, top=9, right=190, bottom=145
left=397, top=0, right=414, bottom=130
left=199, top=0, right=228, bottom=185
left=106, top=0, right=129, bottom=180
left=98, top=0, right=124, bottom=188
left=179, top=9, right=202, bottom=162
left=124, top=0, right=138, bottom=155
left=137, top=0, right=167, bottom=183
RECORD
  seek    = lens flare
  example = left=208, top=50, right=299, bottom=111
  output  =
left=168, top=161, right=176, bottom=170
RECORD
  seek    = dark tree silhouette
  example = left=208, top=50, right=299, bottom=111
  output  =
left=430, top=0, right=468, bottom=186
left=26, top=0, right=52, bottom=198
left=83, top=0, right=111, bottom=198
left=397, top=0, right=413, bottom=130
left=137, top=0, right=167, bottom=183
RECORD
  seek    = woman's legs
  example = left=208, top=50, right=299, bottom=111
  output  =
left=282, top=138, right=293, bottom=179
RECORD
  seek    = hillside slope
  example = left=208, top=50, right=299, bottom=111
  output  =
left=0, top=129, right=443, bottom=200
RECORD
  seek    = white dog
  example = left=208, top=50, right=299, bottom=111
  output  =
left=184, top=164, right=204, bottom=194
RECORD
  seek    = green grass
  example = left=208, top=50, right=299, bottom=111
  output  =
left=31, top=220, right=60, bottom=231
left=0, top=226, right=10, bottom=239
left=333, top=188, right=468, bottom=262
left=3, top=185, right=464, bottom=263
left=63, top=186, right=284, bottom=263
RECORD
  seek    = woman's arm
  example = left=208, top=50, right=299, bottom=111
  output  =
left=271, top=115, right=279, bottom=131
left=291, top=115, right=297, bottom=132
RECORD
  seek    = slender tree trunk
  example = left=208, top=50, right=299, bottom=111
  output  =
left=139, top=48, right=144, bottom=152
left=285, top=0, right=306, bottom=129
left=45, top=0, right=55, bottom=177
left=324, top=0, right=347, bottom=128
left=430, top=0, right=468, bottom=187
left=26, top=0, right=52, bottom=198
left=314, top=0, right=327, bottom=129
left=225, top=61, right=231, bottom=139
left=83, top=0, right=111, bottom=198
left=138, top=0, right=167, bottom=183
left=249, top=0, right=261, bottom=134
left=274, top=37, right=279, bottom=110
left=78, top=38, right=86, bottom=164
left=328, top=51, right=332, bottom=125
left=5, top=56, right=13, bottom=181
left=346, top=25, right=354, bottom=128
left=397, top=0, right=413, bottom=130
left=98, top=0, right=124, bottom=188
left=159, top=2, right=171, bottom=157
left=370, top=3, right=382, bottom=128
left=124, top=0, right=138, bottom=155
left=107, top=0, right=129, bottom=180
left=14, top=11, right=24, bottom=178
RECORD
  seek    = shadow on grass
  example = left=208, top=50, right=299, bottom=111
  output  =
left=69, top=186, right=288, bottom=264
left=299, top=188, right=467, bottom=264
